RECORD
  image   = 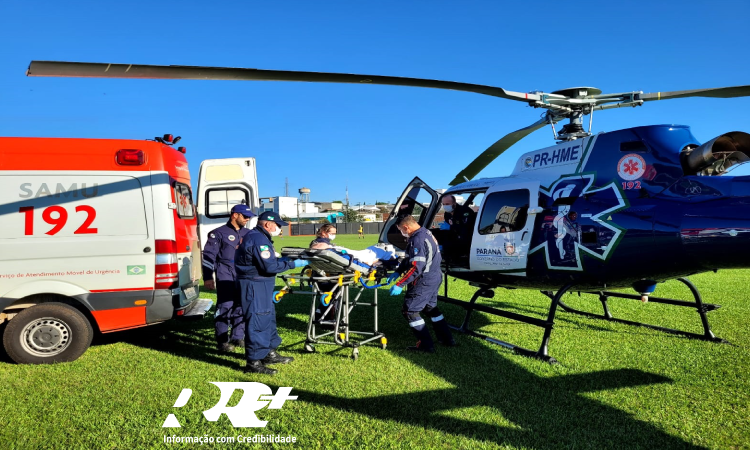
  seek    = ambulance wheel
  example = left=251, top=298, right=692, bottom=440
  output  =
left=3, top=303, right=93, bottom=364
left=351, top=348, right=359, bottom=361
left=304, top=343, right=315, bottom=353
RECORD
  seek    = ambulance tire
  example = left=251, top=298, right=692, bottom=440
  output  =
left=3, top=302, right=94, bottom=364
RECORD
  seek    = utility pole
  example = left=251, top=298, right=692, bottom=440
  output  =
left=345, top=184, right=349, bottom=223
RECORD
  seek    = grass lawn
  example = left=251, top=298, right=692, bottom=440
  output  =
left=1, top=233, right=748, bottom=449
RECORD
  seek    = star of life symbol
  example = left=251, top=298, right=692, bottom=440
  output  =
left=617, top=153, right=646, bottom=181
left=163, top=382, right=297, bottom=428
left=531, top=174, right=628, bottom=271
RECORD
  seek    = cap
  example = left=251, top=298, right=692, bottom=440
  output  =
left=231, top=204, right=256, bottom=218
left=258, top=211, right=289, bottom=227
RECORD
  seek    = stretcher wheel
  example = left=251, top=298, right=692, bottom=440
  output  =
left=304, top=343, right=315, bottom=353
left=351, top=348, right=359, bottom=361
left=380, top=337, right=388, bottom=350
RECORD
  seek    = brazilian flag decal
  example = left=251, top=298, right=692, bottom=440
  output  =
left=127, top=265, right=146, bottom=275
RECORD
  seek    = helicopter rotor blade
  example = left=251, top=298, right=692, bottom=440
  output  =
left=640, top=85, right=750, bottom=101
left=449, top=116, right=550, bottom=186
left=27, top=61, right=539, bottom=103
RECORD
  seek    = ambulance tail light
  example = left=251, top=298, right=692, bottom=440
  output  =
left=155, top=239, right=179, bottom=289
left=116, top=149, right=145, bottom=165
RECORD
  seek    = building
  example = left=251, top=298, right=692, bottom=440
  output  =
left=259, top=196, right=319, bottom=219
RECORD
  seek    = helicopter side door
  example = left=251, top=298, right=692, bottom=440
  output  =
left=470, top=178, right=541, bottom=275
left=379, top=177, right=440, bottom=251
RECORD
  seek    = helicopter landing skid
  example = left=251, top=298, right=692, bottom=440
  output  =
left=437, top=282, right=577, bottom=364
left=547, top=277, right=728, bottom=344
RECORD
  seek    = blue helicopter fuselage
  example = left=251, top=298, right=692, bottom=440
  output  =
left=444, top=125, right=750, bottom=290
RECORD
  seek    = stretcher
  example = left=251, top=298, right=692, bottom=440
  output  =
left=277, top=247, right=391, bottom=360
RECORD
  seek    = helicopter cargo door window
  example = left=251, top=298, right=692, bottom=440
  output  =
left=471, top=180, right=540, bottom=275
left=379, top=177, right=439, bottom=251
left=196, top=158, right=260, bottom=249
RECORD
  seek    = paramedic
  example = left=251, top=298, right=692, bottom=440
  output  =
left=202, top=204, right=255, bottom=353
left=235, top=211, right=307, bottom=375
left=310, top=224, right=338, bottom=326
left=310, top=224, right=337, bottom=247
left=389, top=215, right=455, bottom=352
left=439, top=195, right=475, bottom=261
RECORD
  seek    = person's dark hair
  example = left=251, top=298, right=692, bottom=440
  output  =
left=396, top=215, right=417, bottom=228
left=317, top=224, right=336, bottom=237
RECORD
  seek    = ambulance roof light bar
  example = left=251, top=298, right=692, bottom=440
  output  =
left=153, top=134, right=181, bottom=145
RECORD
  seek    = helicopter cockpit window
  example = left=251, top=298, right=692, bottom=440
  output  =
left=620, top=140, right=649, bottom=152
left=478, top=189, right=530, bottom=235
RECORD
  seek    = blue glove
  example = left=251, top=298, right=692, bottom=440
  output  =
left=293, top=259, right=308, bottom=268
left=389, top=285, right=403, bottom=296
left=339, top=249, right=347, bottom=254
left=439, top=222, right=450, bottom=230
left=386, top=272, right=400, bottom=284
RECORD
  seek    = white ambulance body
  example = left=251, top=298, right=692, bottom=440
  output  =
left=0, top=136, right=209, bottom=364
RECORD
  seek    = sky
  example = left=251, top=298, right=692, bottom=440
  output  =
left=2, top=0, right=749, bottom=205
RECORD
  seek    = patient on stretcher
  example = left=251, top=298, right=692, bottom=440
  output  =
left=310, top=242, right=396, bottom=267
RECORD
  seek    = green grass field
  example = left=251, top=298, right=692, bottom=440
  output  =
left=1, top=234, right=749, bottom=449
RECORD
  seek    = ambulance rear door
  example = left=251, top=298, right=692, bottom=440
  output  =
left=196, top=158, right=260, bottom=248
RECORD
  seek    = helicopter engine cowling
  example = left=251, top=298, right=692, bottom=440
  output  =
left=679, top=175, right=750, bottom=271
left=681, top=131, right=750, bottom=176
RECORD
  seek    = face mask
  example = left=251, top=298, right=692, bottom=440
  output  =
left=400, top=229, right=409, bottom=238
left=270, top=226, right=282, bottom=237
left=443, top=204, right=453, bottom=213
left=328, top=234, right=336, bottom=240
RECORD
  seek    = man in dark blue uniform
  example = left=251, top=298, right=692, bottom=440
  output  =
left=389, top=215, right=455, bottom=352
left=235, top=211, right=307, bottom=375
left=439, top=195, right=476, bottom=262
left=202, top=204, right=255, bottom=352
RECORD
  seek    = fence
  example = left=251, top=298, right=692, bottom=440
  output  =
left=289, top=222, right=386, bottom=236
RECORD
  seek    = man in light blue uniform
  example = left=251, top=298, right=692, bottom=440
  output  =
left=202, top=204, right=255, bottom=352
left=235, top=211, right=307, bottom=375
left=390, top=215, right=455, bottom=352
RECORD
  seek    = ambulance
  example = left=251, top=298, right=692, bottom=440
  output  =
left=0, top=134, right=212, bottom=364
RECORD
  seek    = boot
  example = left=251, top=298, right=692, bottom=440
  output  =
left=406, top=326, right=435, bottom=353
left=230, top=339, right=245, bottom=348
left=262, top=350, right=295, bottom=365
left=406, top=340, right=436, bottom=353
left=217, top=342, right=235, bottom=353
left=243, top=360, right=277, bottom=375
left=432, top=320, right=457, bottom=347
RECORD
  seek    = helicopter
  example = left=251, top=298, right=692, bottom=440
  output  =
left=25, top=61, right=750, bottom=362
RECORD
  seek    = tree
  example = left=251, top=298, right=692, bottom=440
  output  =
left=342, top=208, right=362, bottom=223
